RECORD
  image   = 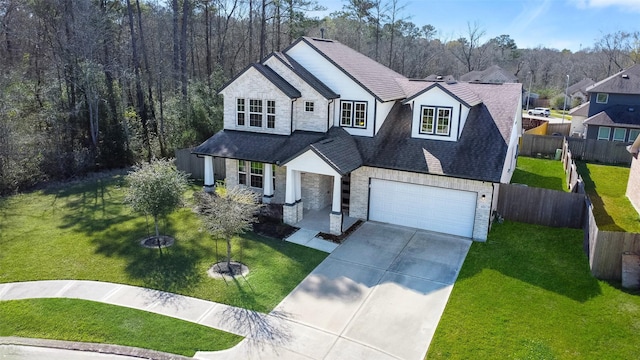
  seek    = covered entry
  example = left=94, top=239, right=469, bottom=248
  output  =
left=368, top=179, right=477, bottom=237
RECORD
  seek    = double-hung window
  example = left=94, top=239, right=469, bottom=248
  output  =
left=420, top=106, right=451, bottom=136
left=340, top=101, right=367, bottom=128
left=267, top=100, right=275, bottom=128
left=237, top=99, right=245, bottom=126
left=629, top=129, right=640, bottom=142
left=249, top=99, right=263, bottom=127
left=238, top=161, right=265, bottom=188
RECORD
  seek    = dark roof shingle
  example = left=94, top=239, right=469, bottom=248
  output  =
left=583, top=105, right=640, bottom=128
left=587, top=64, right=640, bottom=94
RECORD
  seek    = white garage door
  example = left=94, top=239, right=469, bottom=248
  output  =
left=369, top=179, right=477, bottom=237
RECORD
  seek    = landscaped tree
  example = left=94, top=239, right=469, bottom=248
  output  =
left=193, top=185, right=262, bottom=275
left=125, top=158, right=189, bottom=252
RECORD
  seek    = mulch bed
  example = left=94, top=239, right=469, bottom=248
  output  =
left=252, top=203, right=298, bottom=240
left=139, top=235, right=175, bottom=248
left=317, top=220, right=364, bottom=244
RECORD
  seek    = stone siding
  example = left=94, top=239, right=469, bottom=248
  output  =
left=301, top=173, right=332, bottom=210
left=221, top=67, right=292, bottom=135
left=349, top=166, right=494, bottom=241
left=627, top=156, right=640, bottom=215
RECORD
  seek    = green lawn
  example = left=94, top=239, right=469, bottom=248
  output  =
left=0, top=298, right=242, bottom=356
left=428, top=221, right=640, bottom=359
left=0, top=173, right=327, bottom=353
left=0, top=174, right=326, bottom=312
left=577, top=161, right=640, bottom=232
left=511, top=156, right=568, bottom=191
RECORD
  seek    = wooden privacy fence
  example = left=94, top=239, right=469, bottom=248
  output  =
left=520, top=134, right=632, bottom=164
left=174, top=148, right=225, bottom=180
left=559, top=143, right=640, bottom=281
left=497, top=184, right=585, bottom=229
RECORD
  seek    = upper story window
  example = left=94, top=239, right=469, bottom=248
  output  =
left=267, top=100, right=275, bottom=128
left=249, top=99, right=263, bottom=127
left=237, top=99, right=245, bottom=126
left=420, top=106, right=451, bottom=136
left=340, top=100, right=367, bottom=128
left=596, top=93, right=609, bottom=104
left=305, top=101, right=314, bottom=112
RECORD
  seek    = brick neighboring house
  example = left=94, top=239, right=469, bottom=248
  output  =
left=193, top=37, right=522, bottom=240
left=575, top=65, right=640, bottom=142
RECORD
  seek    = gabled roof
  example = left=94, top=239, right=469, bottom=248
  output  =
left=583, top=105, right=640, bottom=129
left=218, top=63, right=301, bottom=98
left=400, top=80, right=482, bottom=107
left=587, top=64, right=640, bottom=95
left=266, top=52, right=339, bottom=99
left=569, top=101, right=590, bottom=117
left=567, top=78, right=595, bottom=96
left=459, top=65, right=518, bottom=83
left=286, top=37, right=407, bottom=102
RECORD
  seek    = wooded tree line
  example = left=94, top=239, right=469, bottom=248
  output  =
left=1, top=0, right=639, bottom=194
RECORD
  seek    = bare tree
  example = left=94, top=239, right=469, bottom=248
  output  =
left=448, top=21, right=487, bottom=72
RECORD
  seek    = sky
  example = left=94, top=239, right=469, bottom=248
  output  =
left=311, top=0, right=640, bottom=52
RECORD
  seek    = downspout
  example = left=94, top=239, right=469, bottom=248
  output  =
left=327, top=99, right=334, bottom=131
left=290, top=98, right=297, bottom=133
left=373, top=100, right=378, bottom=136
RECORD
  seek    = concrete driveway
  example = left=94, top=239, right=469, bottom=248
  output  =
left=267, top=221, right=472, bottom=360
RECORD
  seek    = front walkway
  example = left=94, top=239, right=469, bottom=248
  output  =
left=0, top=222, right=472, bottom=360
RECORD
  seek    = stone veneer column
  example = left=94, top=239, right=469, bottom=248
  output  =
left=203, top=156, right=215, bottom=193
left=295, top=171, right=304, bottom=220
left=283, top=167, right=299, bottom=225
left=329, top=175, right=343, bottom=235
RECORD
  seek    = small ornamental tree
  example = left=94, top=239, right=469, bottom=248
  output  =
left=125, top=159, right=189, bottom=252
left=194, top=185, right=262, bottom=274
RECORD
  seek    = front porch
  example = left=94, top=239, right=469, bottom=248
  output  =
left=293, top=205, right=359, bottom=234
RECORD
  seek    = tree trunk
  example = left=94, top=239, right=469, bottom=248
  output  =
left=226, top=236, right=232, bottom=273
left=180, top=0, right=189, bottom=98
left=154, top=215, right=162, bottom=256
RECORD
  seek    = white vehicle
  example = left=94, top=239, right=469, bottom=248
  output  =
left=528, top=107, right=550, bottom=117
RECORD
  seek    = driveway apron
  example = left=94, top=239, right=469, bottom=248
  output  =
left=217, top=222, right=472, bottom=360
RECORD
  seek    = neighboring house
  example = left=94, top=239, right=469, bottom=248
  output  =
left=567, top=77, right=595, bottom=106
left=459, top=65, right=518, bottom=84
left=626, top=136, right=640, bottom=216
left=581, top=65, right=640, bottom=143
left=193, top=37, right=522, bottom=240
left=569, top=101, right=590, bottom=137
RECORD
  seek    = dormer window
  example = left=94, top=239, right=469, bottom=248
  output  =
left=420, top=106, right=451, bottom=136
left=249, top=99, right=263, bottom=127
left=305, top=101, right=314, bottom=112
left=340, top=100, right=367, bottom=128
left=596, top=93, right=609, bottom=104
left=237, top=99, right=246, bottom=126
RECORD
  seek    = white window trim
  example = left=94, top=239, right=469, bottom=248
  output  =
left=304, top=101, right=314, bottom=112
left=340, top=100, right=367, bottom=129
left=236, top=98, right=246, bottom=126
left=597, top=126, right=611, bottom=140
left=420, top=105, right=452, bottom=136
left=267, top=100, right=275, bottom=129
left=596, top=93, right=609, bottom=104
left=613, top=128, right=626, bottom=142
left=629, top=129, right=640, bottom=142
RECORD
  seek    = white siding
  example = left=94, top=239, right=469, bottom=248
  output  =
left=500, top=92, right=523, bottom=184
left=286, top=41, right=376, bottom=137
left=409, top=86, right=468, bottom=142
left=263, top=57, right=330, bottom=132
left=220, top=67, right=292, bottom=135
left=375, top=100, right=396, bottom=135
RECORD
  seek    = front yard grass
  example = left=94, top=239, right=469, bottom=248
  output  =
left=511, top=156, right=568, bottom=191
left=428, top=221, right=640, bottom=359
left=577, top=161, right=640, bottom=232
left=0, top=298, right=242, bottom=356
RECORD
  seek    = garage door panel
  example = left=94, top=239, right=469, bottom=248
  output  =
left=369, top=179, right=476, bottom=238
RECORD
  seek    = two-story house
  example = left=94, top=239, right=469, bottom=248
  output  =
left=573, top=65, right=640, bottom=142
left=193, top=37, right=522, bottom=240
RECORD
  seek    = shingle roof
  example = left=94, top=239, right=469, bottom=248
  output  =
left=587, top=64, right=640, bottom=94
left=354, top=83, right=521, bottom=182
left=459, top=65, right=517, bottom=83
left=307, top=127, right=362, bottom=175
left=268, top=52, right=339, bottom=99
left=569, top=101, right=590, bottom=116
left=191, top=130, right=325, bottom=164
left=400, top=80, right=482, bottom=107
left=583, top=105, right=640, bottom=129
left=289, top=37, right=407, bottom=102
left=567, top=78, right=595, bottom=96
left=218, top=63, right=301, bottom=99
